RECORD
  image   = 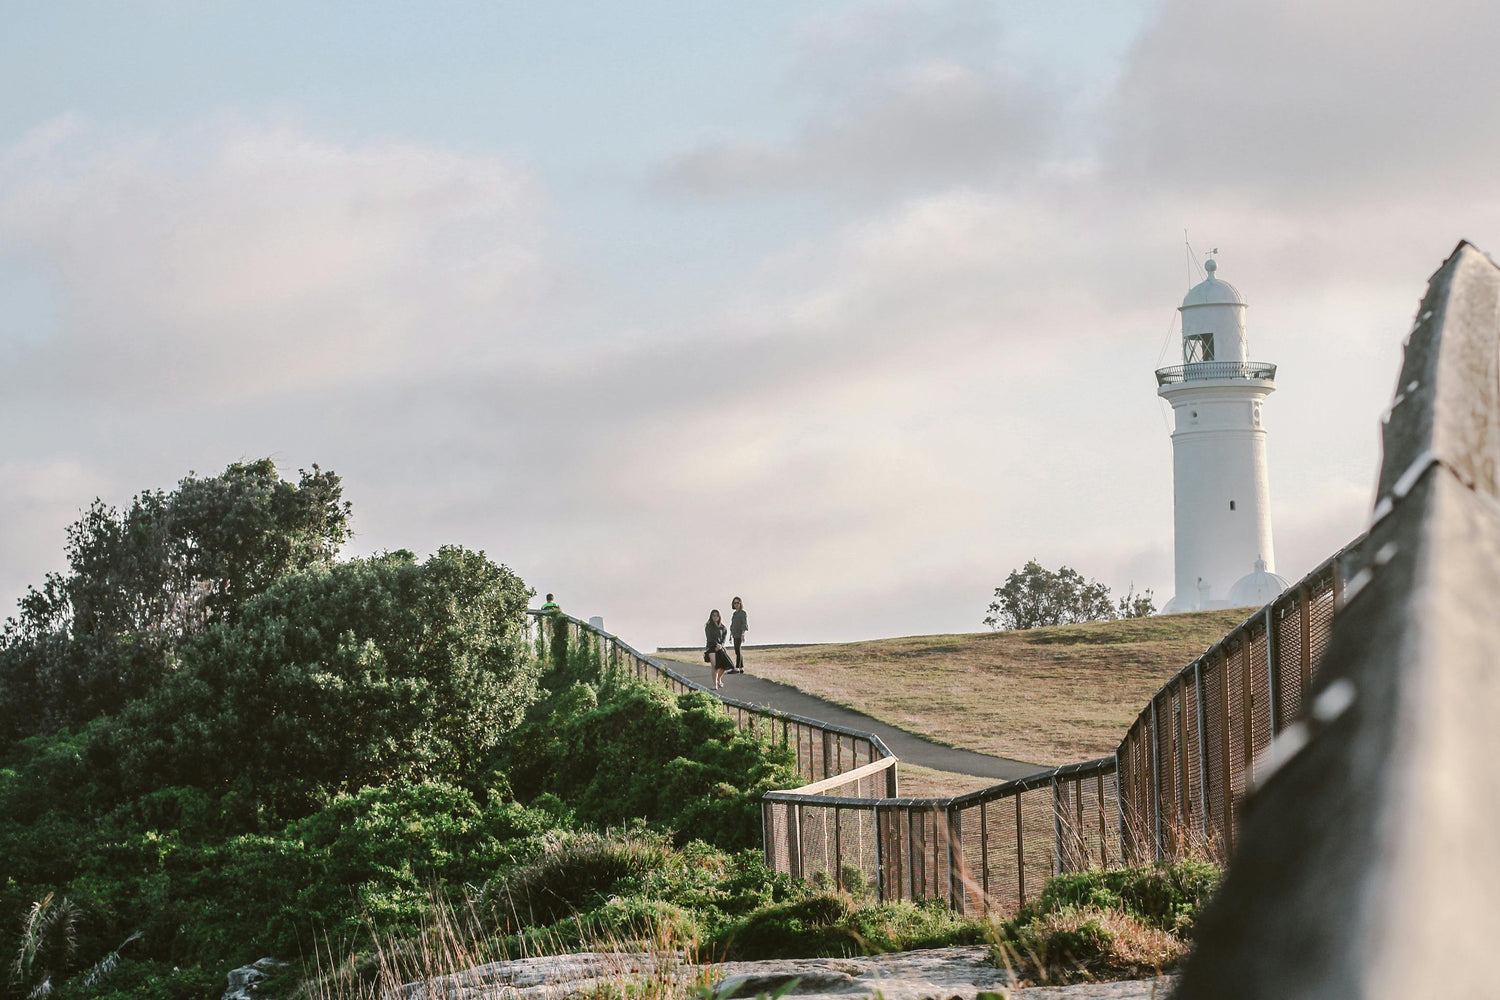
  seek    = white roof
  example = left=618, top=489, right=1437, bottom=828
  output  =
left=1228, top=560, right=1290, bottom=607
left=1181, top=258, right=1245, bottom=308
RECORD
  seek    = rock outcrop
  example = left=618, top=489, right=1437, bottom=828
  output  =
left=392, top=946, right=1173, bottom=1000
left=223, top=958, right=287, bottom=1000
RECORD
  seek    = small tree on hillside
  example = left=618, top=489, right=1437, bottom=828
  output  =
left=983, top=560, right=1116, bottom=630
left=1117, top=584, right=1157, bottom=619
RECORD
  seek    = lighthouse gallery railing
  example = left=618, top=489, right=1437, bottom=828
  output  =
left=1155, top=360, right=1278, bottom=385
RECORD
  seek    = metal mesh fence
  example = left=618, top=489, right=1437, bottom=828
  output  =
left=1114, top=541, right=1362, bottom=863
left=528, top=539, right=1360, bottom=919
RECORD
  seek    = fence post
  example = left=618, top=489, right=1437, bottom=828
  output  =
left=822, top=730, right=833, bottom=780
left=762, top=801, right=773, bottom=867
left=980, top=800, right=990, bottom=909
left=873, top=805, right=886, bottom=902
left=1016, top=793, right=1027, bottom=906
left=789, top=805, right=803, bottom=880
left=885, top=760, right=899, bottom=799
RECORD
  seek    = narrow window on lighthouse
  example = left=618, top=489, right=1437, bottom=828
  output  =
left=1230, top=500, right=1237, bottom=510
left=1185, top=333, right=1215, bottom=363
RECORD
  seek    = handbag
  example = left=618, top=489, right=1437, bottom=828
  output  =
left=703, top=650, right=713, bottom=663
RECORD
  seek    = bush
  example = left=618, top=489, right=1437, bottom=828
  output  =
left=1028, top=859, right=1221, bottom=937
left=483, top=828, right=675, bottom=928
left=992, top=906, right=1184, bottom=984
left=503, top=676, right=799, bottom=852
left=705, top=895, right=984, bottom=962
left=988, top=860, right=1221, bottom=984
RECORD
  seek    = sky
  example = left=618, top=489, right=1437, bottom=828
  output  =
left=1, top=0, right=1496, bottom=648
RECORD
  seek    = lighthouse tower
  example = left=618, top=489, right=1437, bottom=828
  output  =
left=1158, top=257, right=1288, bottom=613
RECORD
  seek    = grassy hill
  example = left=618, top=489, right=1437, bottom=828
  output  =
left=660, top=609, right=1250, bottom=767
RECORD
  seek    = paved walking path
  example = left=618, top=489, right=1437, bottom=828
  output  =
left=652, top=653, right=1041, bottom=783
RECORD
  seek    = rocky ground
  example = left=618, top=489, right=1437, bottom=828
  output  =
left=370, top=946, right=1174, bottom=1000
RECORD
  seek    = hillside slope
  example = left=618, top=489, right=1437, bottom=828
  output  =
left=659, top=609, right=1249, bottom=766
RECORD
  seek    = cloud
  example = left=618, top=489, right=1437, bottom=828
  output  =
left=654, top=1, right=1053, bottom=200
left=1106, top=0, right=1500, bottom=205
left=12, top=1, right=1500, bottom=648
left=0, top=117, right=551, bottom=408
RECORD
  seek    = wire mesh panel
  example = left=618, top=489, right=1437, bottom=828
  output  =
left=1019, top=787, right=1056, bottom=891
left=958, top=802, right=986, bottom=912
left=835, top=807, right=879, bottom=895
left=1154, top=692, right=1175, bottom=856
left=1202, top=652, right=1229, bottom=858
left=1308, top=575, right=1338, bottom=678
left=798, top=804, right=836, bottom=888
left=1275, top=599, right=1305, bottom=727
left=1185, top=666, right=1204, bottom=840
left=1248, top=625, right=1272, bottom=784
left=1226, top=642, right=1250, bottom=845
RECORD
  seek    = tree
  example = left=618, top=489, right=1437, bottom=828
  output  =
left=110, top=546, right=539, bottom=821
left=1117, top=584, right=1157, bottom=619
left=0, top=460, right=351, bottom=743
left=983, top=560, right=1118, bottom=630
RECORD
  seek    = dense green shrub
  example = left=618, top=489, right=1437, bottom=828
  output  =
left=703, top=894, right=985, bottom=961
left=504, top=676, right=799, bottom=851
left=110, top=546, right=538, bottom=820
left=1024, top=859, right=1221, bottom=937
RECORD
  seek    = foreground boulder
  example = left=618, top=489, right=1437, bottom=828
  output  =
left=393, top=947, right=1172, bottom=1000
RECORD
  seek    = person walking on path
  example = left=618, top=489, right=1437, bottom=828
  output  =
left=704, top=609, right=733, bottom=690
left=729, top=597, right=748, bottom=673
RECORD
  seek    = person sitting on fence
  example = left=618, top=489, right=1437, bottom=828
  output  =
left=729, top=597, right=748, bottom=673
left=704, top=609, right=733, bottom=690
left=539, top=593, right=560, bottom=614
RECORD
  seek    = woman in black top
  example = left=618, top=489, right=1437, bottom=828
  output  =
left=705, top=609, right=732, bottom=690
left=729, top=597, right=748, bottom=673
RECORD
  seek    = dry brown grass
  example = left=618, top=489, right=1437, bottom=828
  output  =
left=889, top=764, right=998, bottom=799
left=661, top=610, right=1248, bottom=765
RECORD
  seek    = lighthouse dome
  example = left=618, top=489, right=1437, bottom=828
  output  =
left=1180, top=258, right=1245, bottom=308
left=1227, top=558, right=1289, bottom=608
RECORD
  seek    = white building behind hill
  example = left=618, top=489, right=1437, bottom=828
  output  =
left=1158, top=257, right=1289, bottom=613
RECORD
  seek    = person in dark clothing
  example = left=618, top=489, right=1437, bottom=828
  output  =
left=704, top=609, right=733, bottom=690
left=729, top=597, right=748, bottom=673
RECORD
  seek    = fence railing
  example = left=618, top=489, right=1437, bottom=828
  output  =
left=525, top=532, right=1364, bottom=916
left=1114, top=537, right=1365, bottom=865
left=1175, top=241, right=1500, bottom=998
left=524, top=610, right=895, bottom=789
left=761, top=755, right=1119, bottom=913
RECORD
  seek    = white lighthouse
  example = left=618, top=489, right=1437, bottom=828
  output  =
left=1158, top=257, right=1288, bottom=613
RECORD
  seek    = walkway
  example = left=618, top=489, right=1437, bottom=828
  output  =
left=651, top=653, right=1041, bottom=782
